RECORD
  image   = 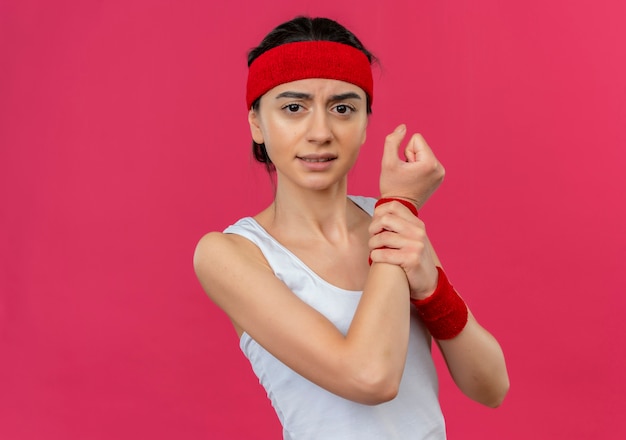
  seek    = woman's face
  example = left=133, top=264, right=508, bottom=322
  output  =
left=249, top=78, right=368, bottom=191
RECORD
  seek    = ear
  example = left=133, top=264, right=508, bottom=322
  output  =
left=248, top=109, right=264, bottom=144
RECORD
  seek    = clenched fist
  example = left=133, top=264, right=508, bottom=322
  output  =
left=379, top=124, right=445, bottom=210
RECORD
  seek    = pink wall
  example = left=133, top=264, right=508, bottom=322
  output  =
left=1, top=1, right=625, bottom=438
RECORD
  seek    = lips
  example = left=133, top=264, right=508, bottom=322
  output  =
left=296, top=154, right=337, bottom=171
left=297, top=154, right=337, bottom=162
left=300, top=157, right=334, bottom=162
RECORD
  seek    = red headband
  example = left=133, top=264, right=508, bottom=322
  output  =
left=246, top=40, right=374, bottom=109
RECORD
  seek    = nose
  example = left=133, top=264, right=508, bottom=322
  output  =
left=305, top=108, right=333, bottom=144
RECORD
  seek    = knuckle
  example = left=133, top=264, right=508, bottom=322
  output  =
left=409, top=240, right=425, bottom=255
left=368, top=236, right=377, bottom=249
left=413, top=229, right=425, bottom=242
left=437, top=162, right=446, bottom=179
left=404, top=249, right=420, bottom=266
left=426, top=159, right=439, bottom=173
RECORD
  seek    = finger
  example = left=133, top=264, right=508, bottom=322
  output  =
left=405, top=133, right=435, bottom=164
left=369, top=247, right=401, bottom=265
left=370, top=224, right=423, bottom=255
left=369, top=209, right=401, bottom=236
left=404, top=134, right=422, bottom=163
left=404, top=145, right=417, bottom=162
left=375, top=201, right=424, bottom=224
left=382, top=124, right=407, bottom=168
left=371, top=241, right=431, bottom=271
left=370, top=214, right=426, bottom=244
left=369, top=230, right=409, bottom=251
left=369, top=247, right=413, bottom=267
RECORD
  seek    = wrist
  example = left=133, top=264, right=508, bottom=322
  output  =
left=409, top=277, right=438, bottom=302
left=378, top=194, right=420, bottom=210
left=375, top=197, right=419, bottom=217
left=410, top=267, right=468, bottom=340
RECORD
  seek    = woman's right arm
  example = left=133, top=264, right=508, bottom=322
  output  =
left=193, top=231, right=412, bottom=405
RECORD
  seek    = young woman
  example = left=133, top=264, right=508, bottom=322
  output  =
left=194, top=16, right=509, bottom=440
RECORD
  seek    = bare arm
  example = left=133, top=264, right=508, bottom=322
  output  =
left=436, top=310, right=509, bottom=407
left=369, top=201, right=510, bottom=407
left=193, top=231, right=412, bottom=405
left=371, top=127, right=509, bottom=406
left=427, top=242, right=509, bottom=407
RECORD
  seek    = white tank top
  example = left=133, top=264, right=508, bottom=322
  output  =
left=224, top=196, right=446, bottom=439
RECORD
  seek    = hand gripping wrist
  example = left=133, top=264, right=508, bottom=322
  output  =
left=368, top=197, right=419, bottom=266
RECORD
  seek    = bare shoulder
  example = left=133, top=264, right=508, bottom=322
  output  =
left=193, top=227, right=320, bottom=341
left=193, top=231, right=269, bottom=292
left=194, top=230, right=282, bottom=339
left=194, top=230, right=258, bottom=262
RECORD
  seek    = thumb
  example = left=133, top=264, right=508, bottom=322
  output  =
left=382, top=124, right=407, bottom=167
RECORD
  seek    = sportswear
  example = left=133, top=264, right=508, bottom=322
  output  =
left=223, top=196, right=446, bottom=439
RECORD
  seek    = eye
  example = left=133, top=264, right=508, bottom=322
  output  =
left=283, top=103, right=303, bottom=113
left=333, top=104, right=355, bottom=115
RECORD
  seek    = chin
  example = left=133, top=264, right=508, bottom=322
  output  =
left=301, top=175, right=346, bottom=191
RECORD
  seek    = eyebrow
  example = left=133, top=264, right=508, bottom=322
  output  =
left=275, top=91, right=362, bottom=101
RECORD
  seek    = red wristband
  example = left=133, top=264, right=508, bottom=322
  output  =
left=411, top=267, right=468, bottom=340
left=369, top=198, right=419, bottom=265
left=375, top=197, right=419, bottom=217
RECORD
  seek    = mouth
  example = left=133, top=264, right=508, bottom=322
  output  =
left=297, top=154, right=337, bottom=163
left=299, top=157, right=335, bottom=163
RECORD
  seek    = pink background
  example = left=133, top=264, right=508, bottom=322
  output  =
left=1, top=1, right=625, bottom=438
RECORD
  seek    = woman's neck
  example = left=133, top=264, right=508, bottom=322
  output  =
left=258, top=178, right=358, bottom=244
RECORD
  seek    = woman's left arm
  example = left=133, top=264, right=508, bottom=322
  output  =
left=375, top=129, right=509, bottom=406
left=425, top=240, right=509, bottom=407
left=369, top=204, right=509, bottom=407
left=435, top=308, right=509, bottom=407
